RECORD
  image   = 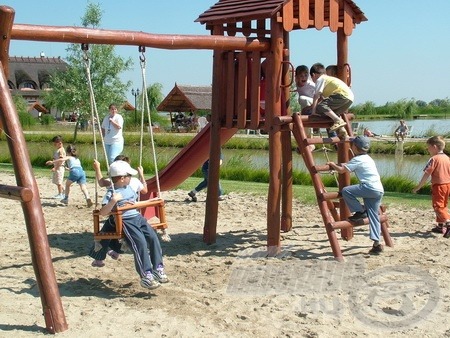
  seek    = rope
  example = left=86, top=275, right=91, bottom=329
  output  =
left=138, top=48, right=170, bottom=241
left=82, top=45, right=115, bottom=208
left=322, top=146, right=339, bottom=187
left=138, top=48, right=161, bottom=198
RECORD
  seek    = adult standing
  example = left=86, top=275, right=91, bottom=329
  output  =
left=101, top=104, right=124, bottom=164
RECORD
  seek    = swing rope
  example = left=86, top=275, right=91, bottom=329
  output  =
left=138, top=47, right=170, bottom=241
left=138, top=47, right=162, bottom=198
left=82, top=44, right=115, bottom=210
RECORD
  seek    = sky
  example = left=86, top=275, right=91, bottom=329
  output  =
left=5, top=0, right=450, bottom=106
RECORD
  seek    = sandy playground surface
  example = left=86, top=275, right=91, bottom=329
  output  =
left=0, top=173, right=450, bottom=337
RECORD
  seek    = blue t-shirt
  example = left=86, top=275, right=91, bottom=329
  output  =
left=103, top=185, right=140, bottom=219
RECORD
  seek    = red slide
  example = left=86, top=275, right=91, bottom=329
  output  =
left=143, top=125, right=238, bottom=195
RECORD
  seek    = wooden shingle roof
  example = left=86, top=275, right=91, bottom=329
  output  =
left=196, top=0, right=367, bottom=36
left=157, top=84, right=212, bottom=113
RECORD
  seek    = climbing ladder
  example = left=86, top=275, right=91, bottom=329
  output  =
left=289, top=112, right=393, bottom=260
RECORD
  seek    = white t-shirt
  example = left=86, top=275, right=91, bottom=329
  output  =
left=344, top=154, right=384, bottom=192
left=101, top=114, right=124, bottom=145
left=296, top=79, right=315, bottom=98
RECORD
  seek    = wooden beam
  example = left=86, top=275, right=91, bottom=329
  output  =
left=11, top=23, right=270, bottom=51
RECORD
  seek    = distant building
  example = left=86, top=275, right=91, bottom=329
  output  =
left=8, top=55, right=134, bottom=121
left=8, top=55, right=68, bottom=119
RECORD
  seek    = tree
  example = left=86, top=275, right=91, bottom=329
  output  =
left=44, top=3, right=132, bottom=139
left=137, top=82, right=167, bottom=127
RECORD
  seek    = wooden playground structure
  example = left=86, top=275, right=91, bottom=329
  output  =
left=0, top=1, right=393, bottom=333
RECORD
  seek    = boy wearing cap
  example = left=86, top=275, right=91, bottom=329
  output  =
left=309, top=62, right=354, bottom=132
left=327, top=136, right=385, bottom=254
left=91, top=160, right=168, bottom=289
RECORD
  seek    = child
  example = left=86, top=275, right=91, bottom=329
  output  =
left=309, top=62, right=354, bottom=132
left=188, top=155, right=225, bottom=202
left=327, top=136, right=385, bottom=254
left=294, top=65, right=315, bottom=114
left=45, top=135, right=66, bottom=199
left=54, top=144, right=92, bottom=207
left=90, top=160, right=168, bottom=289
left=90, top=155, right=148, bottom=266
left=412, top=136, right=450, bottom=237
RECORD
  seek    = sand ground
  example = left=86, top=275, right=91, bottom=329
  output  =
left=0, top=173, right=449, bottom=337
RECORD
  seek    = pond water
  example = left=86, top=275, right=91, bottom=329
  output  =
left=354, top=118, right=450, bottom=137
left=219, top=148, right=427, bottom=182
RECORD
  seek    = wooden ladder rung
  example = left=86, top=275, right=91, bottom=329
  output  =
left=331, top=213, right=389, bottom=230
left=319, top=191, right=340, bottom=201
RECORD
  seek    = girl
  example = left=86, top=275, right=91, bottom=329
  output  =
left=53, top=144, right=92, bottom=207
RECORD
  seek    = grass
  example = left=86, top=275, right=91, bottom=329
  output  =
left=1, top=165, right=431, bottom=210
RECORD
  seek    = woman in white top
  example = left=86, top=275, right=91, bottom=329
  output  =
left=101, top=104, right=124, bottom=164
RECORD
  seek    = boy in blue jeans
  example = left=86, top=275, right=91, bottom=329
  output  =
left=327, top=136, right=385, bottom=254
left=90, top=160, right=168, bottom=289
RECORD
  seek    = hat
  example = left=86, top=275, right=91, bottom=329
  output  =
left=351, top=136, right=370, bottom=152
left=108, top=160, right=138, bottom=177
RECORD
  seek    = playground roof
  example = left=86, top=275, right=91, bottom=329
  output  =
left=157, top=84, right=212, bottom=113
left=196, top=0, right=367, bottom=35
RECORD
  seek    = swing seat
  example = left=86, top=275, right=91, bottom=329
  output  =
left=93, top=198, right=168, bottom=240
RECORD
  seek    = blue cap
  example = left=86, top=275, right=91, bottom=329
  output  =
left=351, top=136, right=370, bottom=152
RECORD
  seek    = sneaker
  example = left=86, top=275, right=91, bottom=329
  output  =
left=188, top=191, right=197, bottom=202
left=60, top=197, right=68, bottom=205
left=140, top=274, right=160, bottom=290
left=218, top=195, right=225, bottom=201
left=431, top=224, right=444, bottom=234
left=107, top=250, right=120, bottom=260
left=53, top=193, right=64, bottom=199
left=91, top=260, right=105, bottom=267
left=329, top=118, right=346, bottom=131
left=368, top=244, right=383, bottom=255
left=152, top=267, right=169, bottom=283
left=86, top=198, right=93, bottom=208
left=444, top=226, right=450, bottom=238
left=348, top=211, right=367, bottom=222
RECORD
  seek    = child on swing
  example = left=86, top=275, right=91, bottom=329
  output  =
left=89, top=160, right=168, bottom=289
left=90, top=155, right=148, bottom=266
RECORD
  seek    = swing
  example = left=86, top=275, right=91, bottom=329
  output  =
left=82, top=44, right=168, bottom=241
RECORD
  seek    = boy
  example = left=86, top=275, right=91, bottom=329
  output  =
left=92, top=160, right=168, bottom=289
left=309, top=62, right=354, bottom=132
left=45, top=135, right=66, bottom=199
left=412, top=136, right=450, bottom=237
left=90, top=155, right=148, bottom=266
left=294, top=65, right=315, bottom=114
left=327, top=136, right=385, bottom=254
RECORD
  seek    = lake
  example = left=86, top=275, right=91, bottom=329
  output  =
left=353, top=118, right=450, bottom=137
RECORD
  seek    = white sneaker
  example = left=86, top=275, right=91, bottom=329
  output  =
left=152, top=267, right=169, bottom=283
left=140, top=274, right=160, bottom=289
left=330, top=118, right=346, bottom=131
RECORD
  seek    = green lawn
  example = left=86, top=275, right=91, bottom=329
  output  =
left=1, top=164, right=431, bottom=210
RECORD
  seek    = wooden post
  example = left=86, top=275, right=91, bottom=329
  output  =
left=0, top=7, right=68, bottom=333
left=336, top=28, right=352, bottom=240
left=203, top=25, right=225, bottom=244
left=266, top=20, right=284, bottom=255
left=281, top=34, right=293, bottom=232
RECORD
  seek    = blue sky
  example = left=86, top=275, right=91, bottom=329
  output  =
left=5, top=0, right=450, bottom=105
